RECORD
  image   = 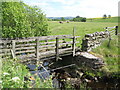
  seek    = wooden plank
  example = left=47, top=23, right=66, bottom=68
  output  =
left=39, top=44, right=55, bottom=48
left=0, top=46, right=12, bottom=49
left=0, top=53, right=11, bottom=57
left=40, top=47, right=72, bottom=57
left=0, top=49, right=11, bottom=53
left=15, top=50, right=35, bottom=54
left=40, top=40, right=63, bottom=45
left=16, top=53, right=35, bottom=57
left=15, top=46, right=35, bottom=50
left=39, top=41, right=79, bottom=48
left=28, top=35, right=72, bottom=39
left=0, top=40, right=11, bottom=44
left=16, top=43, right=36, bottom=47
left=37, top=35, right=78, bottom=41
left=15, top=39, right=35, bottom=43
left=105, top=26, right=116, bottom=29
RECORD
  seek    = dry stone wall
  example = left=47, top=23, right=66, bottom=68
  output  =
left=81, top=31, right=110, bottom=52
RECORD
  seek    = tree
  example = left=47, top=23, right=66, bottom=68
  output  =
left=76, top=16, right=80, bottom=18
left=108, top=15, right=111, bottom=18
left=72, top=16, right=86, bottom=22
left=61, top=17, right=65, bottom=21
left=2, top=2, right=49, bottom=38
left=81, top=18, right=86, bottom=22
left=103, top=14, right=107, bottom=19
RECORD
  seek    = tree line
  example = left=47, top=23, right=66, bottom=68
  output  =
left=49, top=16, right=86, bottom=22
left=103, top=14, right=111, bottom=19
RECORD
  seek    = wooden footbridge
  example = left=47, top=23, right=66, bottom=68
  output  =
left=0, top=35, right=80, bottom=63
left=1, top=26, right=118, bottom=64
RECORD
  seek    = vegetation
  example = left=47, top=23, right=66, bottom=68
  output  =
left=2, top=2, right=49, bottom=38
left=61, top=17, right=66, bottom=21
left=48, top=21, right=116, bottom=38
left=1, top=57, right=53, bottom=88
left=71, top=16, right=86, bottom=22
left=103, top=14, right=107, bottom=19
left=1, top=57, right=30, bottom=88
left=87, top=17, right=118, bottom=23
left=92, top=35, right=119, bottom=73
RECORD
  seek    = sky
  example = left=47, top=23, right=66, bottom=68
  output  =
left=22, top=0, right=119, bottom=18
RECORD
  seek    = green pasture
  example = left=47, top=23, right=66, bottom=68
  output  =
left=48, top=21, right=117, bottom=45
left=87, top=17, right=118, bottom=23
left=48, top=21, right=117, bottom=37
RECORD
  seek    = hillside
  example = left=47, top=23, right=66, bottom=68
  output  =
left=47, top=17, right=75, bottom=20
left=87, top=17, right=118, bottom=23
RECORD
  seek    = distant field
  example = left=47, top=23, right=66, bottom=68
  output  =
left=87, top=17, right=118, bottom=23
left=48, top=21, right=117, bottom=39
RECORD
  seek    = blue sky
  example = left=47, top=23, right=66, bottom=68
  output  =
left=22, top=0, right=119, bottom=18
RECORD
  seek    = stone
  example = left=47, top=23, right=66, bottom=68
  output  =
left=75, top=52, right=105, bottom=69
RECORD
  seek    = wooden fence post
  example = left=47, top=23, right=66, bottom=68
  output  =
left=36, top=39, right=39, bottom=61
left=72, top=36, right=75, bottom=56
left=11, top=40, right=16, bottom=58
left=72, top=27, right=76, bottom=56
left=115, top=26, right=118, bottom=35
left=56, top=37, right=59, bottom=61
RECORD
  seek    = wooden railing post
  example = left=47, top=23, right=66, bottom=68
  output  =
left=72, top=27, right=76, bottom=56
left=11, top=40, right=16, bottom=58
left=36, top=39, right=39, bottom=61
left=56, top=37, right=59, bottom=61
left=115, top=26, right=118, bottom=35
left=72, top=36, right=75, bottom=56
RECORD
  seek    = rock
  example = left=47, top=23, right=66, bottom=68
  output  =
left=75, top=52, right=105, bottom=69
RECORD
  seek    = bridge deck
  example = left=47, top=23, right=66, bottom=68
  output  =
left=0, top=35, right=80, bottom=63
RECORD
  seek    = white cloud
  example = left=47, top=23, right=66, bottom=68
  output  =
left=24, top=0, right=119, bottom=17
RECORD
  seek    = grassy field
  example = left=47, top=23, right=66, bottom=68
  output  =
left=48, top=21, right=117, bottom=45
left=48, top=21, right=117, bottom=37
left=87, top=17, right=118, bottom=23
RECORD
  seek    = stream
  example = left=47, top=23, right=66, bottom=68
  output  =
left=26, top=56, right=120, bottom=89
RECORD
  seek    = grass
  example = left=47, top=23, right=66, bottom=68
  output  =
left=48, top=21, right=117, bottom=37
left=48, top=21, right=117, bottom=46
left=92, top=35, right=119, bottom=73
left=87, top=17, right=118, bottom=23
